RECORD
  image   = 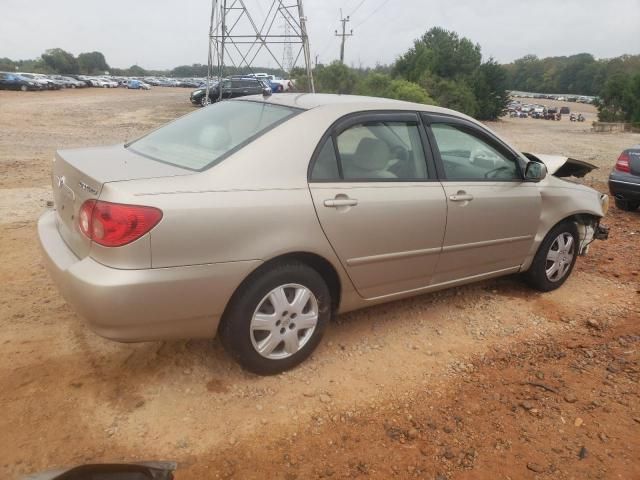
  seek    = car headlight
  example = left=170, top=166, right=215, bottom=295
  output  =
left=600, top=193, right=609, bottom=215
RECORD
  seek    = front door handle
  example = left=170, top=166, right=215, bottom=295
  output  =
left=449, top=193, right=474, bottom=202
left=324, top=198, right=358, bottom=208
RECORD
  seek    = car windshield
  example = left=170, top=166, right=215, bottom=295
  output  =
left=127, top=100, right=300, bottom=171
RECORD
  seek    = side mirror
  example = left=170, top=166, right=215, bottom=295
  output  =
left=524, top=161, right=547, bottom=182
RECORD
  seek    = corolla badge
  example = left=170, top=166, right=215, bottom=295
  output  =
left=78, top=181, right=99, bottom=195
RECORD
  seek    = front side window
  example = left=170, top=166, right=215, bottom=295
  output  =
left=335, top=121, right=428, bottom=181
left=430, top=123, right=519, bottom=180
left=128, top=100, right=299, bottom=170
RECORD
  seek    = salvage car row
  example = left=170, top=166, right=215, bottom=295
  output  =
left=0, top=73, right=214, bottom=91
left=0, top=72, right=153, bottom=91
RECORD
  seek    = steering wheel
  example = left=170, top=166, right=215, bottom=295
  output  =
left=471, top=145, right=502, bottom=165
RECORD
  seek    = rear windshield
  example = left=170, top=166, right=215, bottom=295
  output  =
left=127, top=100, right=300, bottom=171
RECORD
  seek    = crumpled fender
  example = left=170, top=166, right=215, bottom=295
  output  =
left=523, top=152, right=598, bottom=178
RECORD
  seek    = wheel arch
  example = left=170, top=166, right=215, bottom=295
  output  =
left=521, top=211, right=602, bottom=272
left=218, top=251, right=342, bottom=333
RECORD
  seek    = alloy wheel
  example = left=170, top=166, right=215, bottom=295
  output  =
left=545, top=232, right=575, bottom=282
left=250, top=283, right=319, bottom=360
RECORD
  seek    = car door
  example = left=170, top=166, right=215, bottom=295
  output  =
left=422, top=114, right=541, bottom=284
left=308, top=112, right=447, bottom=299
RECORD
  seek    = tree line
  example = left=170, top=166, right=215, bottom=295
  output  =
left=2, top=31, right=638, bottom=122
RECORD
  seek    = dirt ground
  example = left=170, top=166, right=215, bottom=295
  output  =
left=0, top=88, right=638, bottom=479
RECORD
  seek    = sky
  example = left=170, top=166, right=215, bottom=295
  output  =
left=1, top=0, right=639, bottom=70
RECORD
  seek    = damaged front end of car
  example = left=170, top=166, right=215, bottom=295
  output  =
left=523, top=152, right=609, bottom=252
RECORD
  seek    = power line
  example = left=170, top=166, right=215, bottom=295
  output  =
left=354, top=0, right=391, bottom=28
left=348, top=0, right=367, bottom=17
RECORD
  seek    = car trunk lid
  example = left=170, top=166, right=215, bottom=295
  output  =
left=626, top=146, right=640, bottom=176
left=52, top=145, right=191, bottom=258
left=522, top=153, right=598, bottom=178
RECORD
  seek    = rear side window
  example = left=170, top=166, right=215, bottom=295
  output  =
left=128, top=101, right=300, bottom=171
left=311, top=140, right=340, bottom=180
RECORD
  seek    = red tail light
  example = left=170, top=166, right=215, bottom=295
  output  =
left=615, top=152, right=631, bottom=173
left=78, top=200, right=163, bottom=247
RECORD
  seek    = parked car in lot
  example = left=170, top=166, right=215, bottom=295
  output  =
left=38, top=94, right=609, bottom=375
left=50, top=75, right=86, bottom=88
left=189, top=77, right=268, bottom=106
left=609, top=146, right=640, bottom=211
left=0, top=72, right=41, bottom=91
left=17, top=73, right=60, bottom=90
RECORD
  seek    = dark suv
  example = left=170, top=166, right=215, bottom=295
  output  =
left=609, top=145, right=640, bottom=211
left=190, top=77, right=268, bottom=106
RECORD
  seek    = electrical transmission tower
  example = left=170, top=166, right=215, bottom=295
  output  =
left=334, top=10, right=353, bottom=64
left=206, top=0, right=315, bottom=102
left=282, top=21, right=294, bottom=72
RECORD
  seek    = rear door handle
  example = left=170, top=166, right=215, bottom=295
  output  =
left=324, top=198, right=358, bottom=208
left=449, top=193, right=474, bottom=202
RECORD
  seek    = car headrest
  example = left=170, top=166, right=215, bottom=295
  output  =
left=353, top=138, right=390, bottom=171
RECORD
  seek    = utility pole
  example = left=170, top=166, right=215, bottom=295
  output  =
left=334, top=10, right=353, bottom=64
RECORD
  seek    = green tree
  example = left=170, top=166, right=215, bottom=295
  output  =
left=357, top=73, right=434, bottom=104
left=77, top=51, right=110, bottom=74
left=0, top=57, right=16, bottom=71
left=629, top=73, right=640, bottom=123
left=394, top=27, right=481, bottom=82
left=171, top=64, right=208, bottom=77
left=597, top=73, right=631, bottom=121
left=472, top=59, right=510, bottom=120
left=126, top=65, right=147, bottom=76
left=41, top=48, right=78, bottom=74
left=420, top=74, right=478, bottom=117
left=314, top=61, right=359, bottom=94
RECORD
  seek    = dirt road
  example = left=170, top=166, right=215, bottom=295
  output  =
left=0, top=88, right=638, bottom=479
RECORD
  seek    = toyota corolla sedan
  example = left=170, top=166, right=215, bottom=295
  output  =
left=38, top=94, right=609, bottom=374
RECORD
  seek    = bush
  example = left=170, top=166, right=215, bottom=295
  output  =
left=357, top=73, right=434, bottom=104
left=420, top=74, right=478, bottom=117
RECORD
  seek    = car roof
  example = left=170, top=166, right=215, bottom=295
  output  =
left=236, top=92, right=475, bottom=119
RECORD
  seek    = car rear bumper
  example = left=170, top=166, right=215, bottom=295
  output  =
left=609, top=173, right=640, bottom=201
left=38, top=210, right=261, bottom=342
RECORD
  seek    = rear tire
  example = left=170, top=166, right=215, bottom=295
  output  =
left=20, top=85, right=27, bottom=92
left=524, top=221, right=579, bottom=292
left=219, top=262, right=331, bottom=375
left=615, top=198, right=639, bottom=211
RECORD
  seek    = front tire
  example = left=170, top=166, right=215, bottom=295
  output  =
left=219, top=262, right=331, bottom=375
left=524, top=221, right=579, bottom=292
left=20, top=85, right=27, bottom=92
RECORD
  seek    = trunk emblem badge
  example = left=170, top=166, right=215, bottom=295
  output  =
left=78, top=181, right=98, bottom=195
left=55, top=175, right=75, bottom=200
